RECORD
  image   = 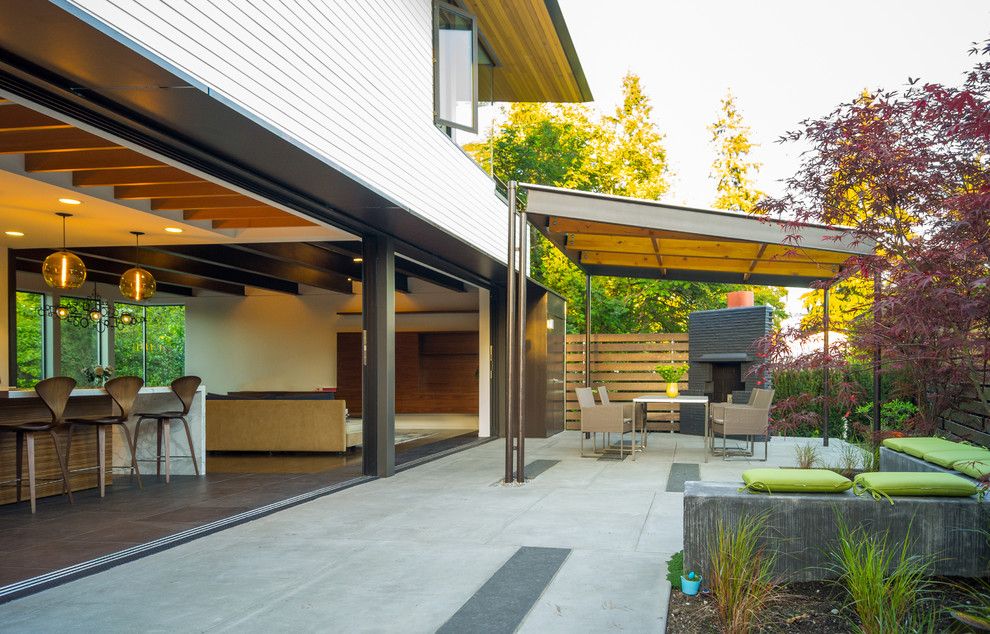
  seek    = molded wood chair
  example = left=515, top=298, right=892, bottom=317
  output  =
left=577, top=387, right=633, bottom=458
left=710, top=388, right=775, bottom=461
left=65, top=375, right=144, bottom=496
left=133, top=376, right=202, bottom=483
left=0, top=377, right=76, bottom=512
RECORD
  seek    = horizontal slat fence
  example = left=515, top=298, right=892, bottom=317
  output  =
left=566, top=333, right=689, bottom=432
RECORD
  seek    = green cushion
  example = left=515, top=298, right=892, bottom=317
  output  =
left=881, top=436, right=960, bottom=458
left=922, top=447, right=990, bottom=469
left=953, top=458, right=990, bottom=480
left=853, top=472, right=979, bottom=503
left=741, top=468, right=853, bottom=494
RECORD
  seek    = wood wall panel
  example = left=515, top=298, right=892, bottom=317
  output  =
left=337, top=332, right=479, bottom=416
left=566, top=333, right=689, bottom=432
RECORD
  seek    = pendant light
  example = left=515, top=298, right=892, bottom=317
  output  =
left=119, top=231, right=156, bottom=301
left=42, top=212, right=87, bottom=289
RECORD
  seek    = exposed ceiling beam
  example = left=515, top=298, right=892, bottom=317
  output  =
left=0, top=128, right=118, bottom=153
left=183, top=208, right=288, bottom=221
left=150, top=195, right=268, bottom=210
left=69, top=247, right=299, bottom=294
left=231, top=242, right=361, bottom=278
left=0, top=106, right=72, bottom=132
left=73, top=166, right=202, bottom=186
left=211, top=216, right=313, bottom=229
left=395, top=257, right=467, bottom=292
left=115, top=182, right=232, bottom=199
left=25, top=148, right=163, bottom=172
left=153, top=245, right=352, bottom=294
left=13, top=255, right=196, bottom=297
left=743, top=243, right=768, bottom=282
left=13, top=250, right=245, bottom=296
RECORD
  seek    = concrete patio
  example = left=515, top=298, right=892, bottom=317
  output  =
left=0, top=431, right=857, bottom=633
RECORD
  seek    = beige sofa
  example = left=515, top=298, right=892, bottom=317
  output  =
left=206, top=398, right=359, bottom=452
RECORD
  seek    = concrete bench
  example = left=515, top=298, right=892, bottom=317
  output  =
left=879, top=446, right=981, bottom=483
left=683, top=481, right=990, bottom=581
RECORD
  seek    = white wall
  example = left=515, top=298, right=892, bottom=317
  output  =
left=62, top=0, right=508, bottom=263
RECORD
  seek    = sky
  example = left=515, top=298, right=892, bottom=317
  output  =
left=477, top=0, right=990, bottom=322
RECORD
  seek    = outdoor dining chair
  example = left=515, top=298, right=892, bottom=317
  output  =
left=709, top=388, right=775, bottom=461
left=577, top=387, right=633, bottom=458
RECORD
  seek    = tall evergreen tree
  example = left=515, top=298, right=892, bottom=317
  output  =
left=709, top=92, right=763, bottom=212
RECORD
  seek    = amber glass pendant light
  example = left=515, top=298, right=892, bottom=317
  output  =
left=41, top=212, right=87, bottom=289
left=119, top=231, right=156, bottom=301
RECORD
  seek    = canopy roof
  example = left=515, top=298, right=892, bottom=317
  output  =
left=522, top=184, right=874, bottom=288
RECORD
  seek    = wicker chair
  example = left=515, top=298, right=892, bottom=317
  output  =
left=709, top=388, right=775, bottom=461
left=577, top=387, right=633, bottom=458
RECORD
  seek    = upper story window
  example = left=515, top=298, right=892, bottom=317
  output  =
left=434, top=2, right=478, bottom=133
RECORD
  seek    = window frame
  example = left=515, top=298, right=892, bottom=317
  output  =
left=433, top=1, right=479, bottom=134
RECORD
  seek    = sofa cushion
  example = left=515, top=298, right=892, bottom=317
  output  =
left=881, top=436, right=960, bottom=458
left=853, top=472, right=979, bottom=503
left=741, top=468, right=852, bottom=494
left=953, top=458, right=990, bottom=480
left=922, top=447, right=990, bottom=469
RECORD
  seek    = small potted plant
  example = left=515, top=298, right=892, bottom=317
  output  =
left=82, top=364, right=114, bottom=387
left=654, top=363, right=687, bottom=398
left=680, top=570, right=703, bottom=595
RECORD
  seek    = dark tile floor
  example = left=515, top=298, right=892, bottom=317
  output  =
left=0, top=431, right=480, bottom=589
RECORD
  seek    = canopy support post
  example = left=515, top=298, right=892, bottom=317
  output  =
left=873, top=271, right=882, bottom=434
left=504, top=182, right=516, bottom=484
left=584, top=274, right=592, bottom=388
left=516, top=198, right=527, bottom=483
left=822, top=285, right=830, bottom=447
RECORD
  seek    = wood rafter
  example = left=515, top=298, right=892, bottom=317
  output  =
left=580, top=250, right=839, bottom=278
left=743, top=243, right=768, bottom=282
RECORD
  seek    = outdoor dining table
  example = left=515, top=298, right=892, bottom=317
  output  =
left=631, top=394, right=710, bottom=462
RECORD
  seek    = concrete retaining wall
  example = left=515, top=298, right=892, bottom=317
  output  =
left=683, top=481, right=990, bottom=581
left=879, top=447, right=980, bottom=483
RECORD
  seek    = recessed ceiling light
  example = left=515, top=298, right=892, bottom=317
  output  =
left=353, top=257, right=363, bottom=263
left=58, top=198, right=82, bottom=205
left=164, top=227, right=184, bottom=234
left=4, top=230, right=24, bottom=237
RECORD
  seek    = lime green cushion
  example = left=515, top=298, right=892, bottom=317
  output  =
left=853, top=472, right=979, bottom=501
left=922, top=447, right=990, bottom=469
left=953, top=458, right=990, bottom=480
left=741, top=468, right=853, bottom=494
left=881, top=437, right=960, bottom=458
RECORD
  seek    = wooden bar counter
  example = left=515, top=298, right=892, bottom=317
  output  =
left=0, top=387, right=114, bottom=505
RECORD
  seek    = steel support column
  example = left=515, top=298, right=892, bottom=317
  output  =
left=822, top=285, right=830, bottom=447
left=873, top=271, right=882, bottom=434
left=585, top=274, right=592, bottom=388
left=362, top=233, right=396, bottom=477
left=504, top=182, right=517, bottom=484
left=516, top=202, right=527, bottom=483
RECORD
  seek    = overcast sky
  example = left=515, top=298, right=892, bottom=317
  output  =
left=553, top=0, right=989, bottom=207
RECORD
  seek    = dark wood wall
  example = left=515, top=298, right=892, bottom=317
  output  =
left=337, top=332, right=479, bottom=416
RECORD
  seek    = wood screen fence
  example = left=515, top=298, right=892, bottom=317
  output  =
left=565, top=333, right=689, bottom=431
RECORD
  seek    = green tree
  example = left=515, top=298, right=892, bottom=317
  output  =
left=709, top=91, right=763, bottom=212
left=469, top=75, right=788, bottom=333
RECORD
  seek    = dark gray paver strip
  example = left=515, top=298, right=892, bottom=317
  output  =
left=665, top=463, right=701, bottom=492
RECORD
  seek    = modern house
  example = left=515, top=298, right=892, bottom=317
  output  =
left=0, top=0, right=589, bottom=545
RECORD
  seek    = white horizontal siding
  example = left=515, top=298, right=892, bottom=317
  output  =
left=62, top=0, right=507, bottom=264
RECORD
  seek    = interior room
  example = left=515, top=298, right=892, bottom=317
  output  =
left=0, top=96, right=489, bottom=587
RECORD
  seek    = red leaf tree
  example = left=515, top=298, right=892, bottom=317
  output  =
left=757, top=39, right=990, bottom=439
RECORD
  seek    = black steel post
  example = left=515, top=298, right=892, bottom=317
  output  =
left=585, top=274, right=591, bottom=388
left=516, top=203, right=527, bottom=483
left=504, top=182, right=516, bottom=484
left=873, top=271, right=882, bottom=434
left=361, top=233, right=396, bottom=477
left=822, top=286, right=830, bottom=447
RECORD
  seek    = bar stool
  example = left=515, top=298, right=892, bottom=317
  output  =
left=0, top=377, right=76, bottom=513
left=133, top=376, right=202, bottom=483
left=65, top=376, right=144, bottom=496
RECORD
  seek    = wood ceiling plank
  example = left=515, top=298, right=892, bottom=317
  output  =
left=151, top=195, right=268, bottom=210
left=0, top=107, right=72, bottom=132
left=115, top=182, right=232, bottom=199
left=0, top=128, right=118, bottom=153
left=549, top=217, right=724, bottom=241
left=211, top=217, right=314, bottom=229
left=73, top=166, right=201, bottom=186
left=183, top=208, right=287, bottom=221
left=26, top=148, right=163, bottom=172
left=581, top=250, right=839, bottom=278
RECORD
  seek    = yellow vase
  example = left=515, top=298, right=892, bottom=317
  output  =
left=666, top=382, right=679, bottom=398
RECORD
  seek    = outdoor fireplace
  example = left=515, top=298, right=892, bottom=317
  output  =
left=679, top=304, right=774, bottom=435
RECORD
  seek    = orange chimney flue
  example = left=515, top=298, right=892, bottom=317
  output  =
left=727, top=291, right=754, bottom=308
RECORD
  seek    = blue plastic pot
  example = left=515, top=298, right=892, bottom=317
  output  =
left=680, top=574, right=702, bottom=595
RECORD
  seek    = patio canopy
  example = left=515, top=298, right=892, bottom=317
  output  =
left=522, top=183, right=875, bottom=288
